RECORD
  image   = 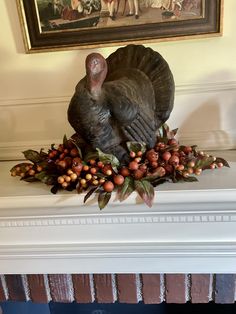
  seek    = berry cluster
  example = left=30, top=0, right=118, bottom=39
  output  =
left=10, top=126, right=229, bottom=209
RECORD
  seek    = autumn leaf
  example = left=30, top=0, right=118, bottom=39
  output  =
left=117, top=176, right=135, bottom=201
left=215, top=157, right=230, bottom=168
left=22, top=150, right=46, bottom=163
left=98, top=191, right=111, bottom=210
left=134, top=179, right=154, bottom=208
left=84, top=186, right=99, bottom=204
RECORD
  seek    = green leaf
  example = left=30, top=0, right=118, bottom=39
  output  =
left=35, top=171, right=57, bottom=185
left=215, top=157, right=230, bottom=168
left=84, top=150, right=99, bottom=162
left=179, top=176, right=198, bottom=183
left=84, top=186, right=99, bottom=204
left=21, top=176, right=38, bottom=183
left=98, top=191, right=111, bottom=210
left=126, top=141, right=146, bottom=154
left=96, top=148, right=120, bottom=171
left=63, top=134, right=68, bottom=147
left=134, top=179, right=154, bottom=207
left=117, top=176, right=135, bottom=201
left=22, top=150, right=46, bottom=163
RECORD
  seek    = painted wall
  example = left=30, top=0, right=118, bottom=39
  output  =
left=0, top=1, right=236, bottom=160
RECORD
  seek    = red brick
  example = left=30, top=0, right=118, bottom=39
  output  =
left=27, top=275, right=48, bottom=303
left=94, top=274, right=114, bottom=303
left=117, top=274, right=138, bottom=303
left=191, top=274, right=210, bottom=303
left=48, top=274, right=73, bottom=303
left=165, top=274, right=186, bottom=303
left=72, top=274, right=92, bottom=303
left=5, top=275, right=26, bottom=301
left=141, top=274, right=161, bottom=304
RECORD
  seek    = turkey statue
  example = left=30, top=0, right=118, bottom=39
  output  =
left=68, top=45, right=175, bottom=162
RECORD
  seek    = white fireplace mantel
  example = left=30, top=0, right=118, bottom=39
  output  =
left=0, top=151, right=236, bottom=274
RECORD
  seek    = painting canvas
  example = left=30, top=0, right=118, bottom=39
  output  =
left=17, top=0, right=223, bottom=52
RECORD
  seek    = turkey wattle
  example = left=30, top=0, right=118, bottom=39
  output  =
left=68, top=45, right=175, bottom=161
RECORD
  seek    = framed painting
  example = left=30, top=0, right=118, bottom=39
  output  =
left=17, top=0, right=223, bottom=53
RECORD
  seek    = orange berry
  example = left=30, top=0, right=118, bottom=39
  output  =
left=137, top=151, right=143, bottom=157
left=162, top=151, right=171, bottom=161
left=83, top=165, right=89, bottom=171
left=120, top=167, right=130, bottom=177
left=103, top=181, right=114, bottom=192
left=29, top=169, right=35, bottom=176
left=90, top=167, right=97, bottom=174
left=129, top=161, right=139, bottom=171
left=70, top=148, right=79, bottom=157
left=113, top=174, right=125, bottom=186
left=89, top=159, right=96, bottom=165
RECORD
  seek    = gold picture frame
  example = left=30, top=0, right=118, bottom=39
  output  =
left=17, top=0, right=223, bottom=53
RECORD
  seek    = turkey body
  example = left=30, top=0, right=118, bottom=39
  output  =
left=68, top=45, right=175, bottom=161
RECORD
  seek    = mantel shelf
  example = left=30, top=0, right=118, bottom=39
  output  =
left=0, top=151, right=236, bottom=274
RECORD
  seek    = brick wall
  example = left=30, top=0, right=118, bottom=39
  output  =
left=0, top=274, right=235, bottom=304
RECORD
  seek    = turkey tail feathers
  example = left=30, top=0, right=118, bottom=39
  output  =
left=106, top=45, right=175, bottom=128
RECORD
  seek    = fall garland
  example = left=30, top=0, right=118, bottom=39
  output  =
left=10, top=125, right=229, bottom=209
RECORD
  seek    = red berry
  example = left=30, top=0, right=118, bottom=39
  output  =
left=72, top=163, right=83, bottom=175
left=169, top=155, right=179, bottom=166
left=130, top=151, right=136, bottom=158
left=103, top=181, right=114, bottom=192
left=120, top=167, right=130, bottom=177
left=162, top=151, right=171, bottom=161
left=168, top=138, right=178, bottom=146
left=102, top=164, right=112, bottom=175
left=151, top=161, right=158, bottom=168
left=70, top=148, right=79, bottom=157
left=129, top=161, right=139, bottom=171
left=89, top=159, right=96, bottom=165
left=139, top=164, right=147, bottom=173
left=154, top=166, right=166, bottom=177
left=83, top=165, right=89, bottom=171
left=133, top=169, right=144, bottom=180
left=113, top=174, right=125, bottom=186
left=90, top=167, right=97, bottom=174
left=183, top=146, right=192, bottom=154
left=97, top=161, right=104, bottom=168
left=137, top=151, right=143, bottom=157
left=58, top=160, right=67, bottom=169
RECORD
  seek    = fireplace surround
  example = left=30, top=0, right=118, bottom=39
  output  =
left=0, top=151, right=236, bottom=304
